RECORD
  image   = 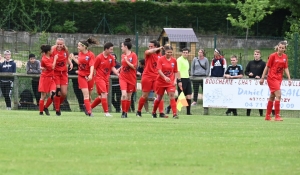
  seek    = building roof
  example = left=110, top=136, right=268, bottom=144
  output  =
left=158, top=28, right=198, bottom=43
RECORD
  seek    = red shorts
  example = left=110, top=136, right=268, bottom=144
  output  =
left=267, top=78, right=281, bottom=93
left=155, top=86, right=176, bottom=96
left=54, top=71, right=68, bottom=86
left=119, top=78, right=136, bottom=93
left=39, top=76, right=56, bottom=93
left=78, top=75, right=94, bottom=91
left=141, top=76, right=156, bottom=92
left=95, top=78, right=109, bottom=94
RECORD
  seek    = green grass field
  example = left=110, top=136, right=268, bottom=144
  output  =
left=1, top=111, right=299, bottom=175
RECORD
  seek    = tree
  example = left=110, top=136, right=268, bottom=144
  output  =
left=226, top=0, right=274, bottom=40
left=270, top=0, right=300, bottom=18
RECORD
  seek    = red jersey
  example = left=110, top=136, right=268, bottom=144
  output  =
left=51, top=49, right=69, bottom=72
left=119, top=52, right=138, bottom=85
left=78, top=51, right=95, bottom=76
left=40, top=55, right=54, bottom=77
left=94, top=53, right=115, bottom=81
left=156, top=56, right=178, bottom=87
left=267, top=52, right=288, bottom=81
left=143, top=52, right=160, bottom=79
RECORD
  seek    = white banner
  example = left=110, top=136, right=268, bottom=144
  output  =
left=203, top=78, right=300, bottom=110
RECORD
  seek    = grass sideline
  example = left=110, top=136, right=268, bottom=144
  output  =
left=0, top=111, right=299, bottom=175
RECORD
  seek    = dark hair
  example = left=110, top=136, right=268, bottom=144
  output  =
left=111, top=53, right=117, bottom=60
left=139, top=59, right=145, bottom=66
left=164, top=44, right=173, bottom=51
left=123, top=38, right=132, bottom=50
left=214, top=48, right=222, bottom=55
left=40, top=44, right=51, bottom=54
left=104, top=42, right=114, bottom=50
left=199, top=49, right=206, bottom=56
left=182, top=48, right=190, bottom=52
left=79, top=37, right=99, bottom=48
left=73, top=52, right=78, bottom=56
left=29, top=53, right=36, bottom=59
left=150, top=40, right=159, bottom=47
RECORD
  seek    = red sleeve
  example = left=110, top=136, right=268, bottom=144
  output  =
left=267, top=53, right=275, bottom=68
left=173, top=58, right=178, bottom=73
left=157, top=57, right=163, bottom=70
left=94, top=54, right=100, bottom=69
left=89, top=52, right=95, bottom=67
left=133, top=53, right=138, bottom=69
left=111, top=55, right=116, bottom=68
left=284, top=54, right=288, bottom=68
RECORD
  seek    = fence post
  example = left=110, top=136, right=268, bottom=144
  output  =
left=214, top=34, right=217, bottom=49
left=108, top=76, right=112, bottom=112
left=294, top=33, right=299, bottom=78
left=13, top=75, right=19, bottom=110
left=135, top=31, right=139, bottom=56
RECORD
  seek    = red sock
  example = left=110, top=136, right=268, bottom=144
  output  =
left=54, top=96, right=61, bottom=111
left=121, top=100, right=127, bottom=113
left=101, top=98, right=108, bottom=113
left=266, top=101, right=273, bottom=115
left=170, top=99, right=177, bottom=115
left=39, top=99, right=44, bottom=112
left=84, top=99, right=91, bottom=114
left=274, top=100, right=280, bottom=116
left=152, top=99, right=160, bottom=114
left=91, top=97, right=101, bottom=109
left=44, top=98, right=52, bottom=108
left=137, top=97, right=146, bottom=112
left=159, top=99, right=164, bottom=113
left=60, top=96, right=65, bottom=105
left=126, top=100, right=131, bottom=113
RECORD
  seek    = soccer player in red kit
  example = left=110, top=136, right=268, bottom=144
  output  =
left=260, top=41, right=291, bottom=121
left=119, top=38, right=138, bottom=118
left=90, top=42, right=119, bottom=117
left=152, top=44, right=182, bottom=119
left=76, top=37, right=98, bottom=117
left=51, top=38, right=73, bottom=116
left=136, top=40, right=166, bottom=118
left=38, top=44, right=56, bottom=116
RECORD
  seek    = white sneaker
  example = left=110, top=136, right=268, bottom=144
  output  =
left=191, top=102, right=197, bottom=106
left=104, top=113, right=113, bottom=117
left=7, top=107, right=11, bottom=110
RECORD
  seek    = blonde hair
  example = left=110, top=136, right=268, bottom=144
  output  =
left=274, top=41, right=288, bottom=51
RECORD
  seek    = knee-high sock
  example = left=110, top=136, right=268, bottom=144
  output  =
left=91, top=97, right=101, bottom=109
left=101, top=98, right=108, bottom=113
left=159, top=99, right=164, bottom=113
left=274, top=100, right=280, bottom=116
left=84, top=99, right=92, bottom=114
left=60, top=96, right=65, bottom=105
left=170, top=99, right=177, bottom=115
left=39, top=99, right=44, bottom=112
left=126, top=100, right=131, bottom=113
left=266, top=101, right=273, bottom=115
left=44, top=98, right=52, bottom=108
left=137, top=97, right=146, bottom=112
left=152, top=99, right=161, bottom=114
left=186, top=99, right=191, bottom=114
left=54, top=96, right=61, bottom=111
left=121, top=100, right=127, bottom=113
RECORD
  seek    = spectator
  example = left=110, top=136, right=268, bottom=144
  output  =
left=191, top=49, right=210, bottom=106
left=68, top=52, right=84, bottom=111
left=245, top=50, right=266, bottom=116
left=0, top=50, right=16, bottom=110
left=110, top=53, right=122, bottom=113
left=26, top=53, right=41, bottom=104
left=224, top=55, right=243, bottom=116
left=210, top=48, right=227, bottom=77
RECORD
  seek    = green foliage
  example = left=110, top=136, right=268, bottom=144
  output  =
left=51, top=20, right=78, bottom=33
left=0, top=0, right=17, bottom=29
left=227, top=0, right=274, bottom=39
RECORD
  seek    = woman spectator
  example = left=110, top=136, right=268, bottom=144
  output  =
left=26, top=53, right=41, bottom=105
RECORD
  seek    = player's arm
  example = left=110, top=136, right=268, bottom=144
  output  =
left=111, top=67, right=120, bottom=76
left=145, top=46, right=163, bottom=55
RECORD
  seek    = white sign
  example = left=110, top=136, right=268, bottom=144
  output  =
left=203, top=78, right=300, bottom=110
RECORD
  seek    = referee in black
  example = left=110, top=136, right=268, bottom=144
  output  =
left=165, top=48, right=192, bottom=115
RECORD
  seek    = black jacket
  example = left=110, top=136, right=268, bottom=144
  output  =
left=245, top=59, right=266, bottom=78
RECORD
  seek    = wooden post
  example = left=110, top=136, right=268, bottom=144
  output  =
left=13, top=75, right=19, bottom=110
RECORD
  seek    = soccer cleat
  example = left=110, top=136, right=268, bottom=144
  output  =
left=88, top=113, right=94, bottom=117
left=82, top=104, right=89, bottom=116
left=275, top=114, right=283, bottom=121
left=173, top=114, right=179, bottom=119
left=56, top=110, right=61, bottom=116
left=125, top=113, right=128, bottom=118
left=121, top=112, right=126, bottom=118
left=265, top=115, right=272, bottom=121
left=39, top=112, right=44, bottom=115
left=191, top=101, right=197, bottom=106
left=152, top=113, right=157, bottom=118
left=165, top=107, right=171, bottom=114
left=136, top=111, right=142, bottom=117
left=104, top=113, right=113, bottom=117
left=44, top=107, right=50, bottom=116
left=159, top=113, right=168, bottom=118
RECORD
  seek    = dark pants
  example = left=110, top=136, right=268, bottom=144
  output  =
left=32, top=79, right=41, bottom=104
left=72, top=79, right=84, bottom=111
left=247, top=109, right=263, bottom=116
left=130, top=92, right=136, bottom=112
left=111, top=85, right=121, bottom=112
left=0, top=81, right=13, bottom=108
left=192, top=80, right=203, bottom=102
left=226, top=108, right=237, bottom=116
